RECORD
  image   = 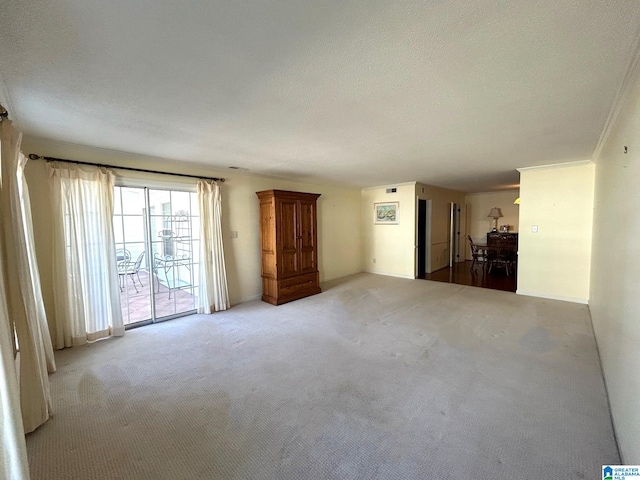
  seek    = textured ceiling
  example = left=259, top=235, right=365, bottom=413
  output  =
left=1, top=1, right=639, bottom=192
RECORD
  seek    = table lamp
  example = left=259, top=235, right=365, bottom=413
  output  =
left=487, top=207, right=503, bottom=232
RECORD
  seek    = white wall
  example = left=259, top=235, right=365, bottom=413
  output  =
left=516, top=162, right=594, bottom=304
left=590, top=69, right=640, bottom=462
left=23, top=138, right=363, bottom=345
left=464, top=190, right=520, bottom=260
left=360, top=182, right=466, bottom=279
left=361, top=183, right=416, bottom=278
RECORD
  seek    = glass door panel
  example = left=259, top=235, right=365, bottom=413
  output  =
left=148, top=189, right=200, bottom=321
left=113, top=187, right=152, bottom=326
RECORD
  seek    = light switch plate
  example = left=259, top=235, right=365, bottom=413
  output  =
left=532, top=225, right=538, bottom=233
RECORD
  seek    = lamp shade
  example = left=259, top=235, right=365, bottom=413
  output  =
left=487, top=207, right=503, bottom=218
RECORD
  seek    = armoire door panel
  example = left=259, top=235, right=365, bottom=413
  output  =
left=299, top=248, right=315, bottom=273
left=278, top=199, right=299, bottom=277
left=299, top=201, right=314, bottom=248
left=299, top=200, right=316, bottom=272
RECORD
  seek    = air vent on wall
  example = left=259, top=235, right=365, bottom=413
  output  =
left=386, top=187, right=397, bottom=194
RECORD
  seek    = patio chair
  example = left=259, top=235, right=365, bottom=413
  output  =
left=119, top=251, right=145, bottom=293
left=116, top=249, right=131, bottom=291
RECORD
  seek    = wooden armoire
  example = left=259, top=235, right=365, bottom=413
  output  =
left=256, top=190, right=321, bottom=305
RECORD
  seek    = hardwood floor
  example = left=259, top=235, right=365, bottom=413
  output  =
left=421, top=260, right=516, bottom=292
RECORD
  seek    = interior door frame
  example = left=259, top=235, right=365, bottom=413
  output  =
left=449, top=202, right=461, bottom=267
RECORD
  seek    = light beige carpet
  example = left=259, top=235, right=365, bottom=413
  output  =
left=26, top=273, right=619, bottom=479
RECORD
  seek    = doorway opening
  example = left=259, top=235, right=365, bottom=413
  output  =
left=419, top=200, right=516, bottom=292
left=417, top=198, right=431, bottom=277
left=113, top=186, right=200, bottom=327
left=449, top=202, right=461, bottom=267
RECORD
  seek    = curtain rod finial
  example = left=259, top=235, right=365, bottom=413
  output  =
left=28, top=154, right=42, bottom=160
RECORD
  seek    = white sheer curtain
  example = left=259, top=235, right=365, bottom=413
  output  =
left=197, top=180, right=229, bottom=313
left=0, top=263, right=29, bottom=479
left=4, top=151, right=56, bottom=435
left=48, top=162, right=124, bottom=347
left=1, top=117, right=56, bottom=478
left=16, top=152, right=56, bottom=375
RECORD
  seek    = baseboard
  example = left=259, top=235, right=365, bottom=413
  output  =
left=230, top=293, right=261, bottom=306
left=231, top=272, right=366, bottom=306
left=364, top=269, right=415, bottom=280
left=232, top=271, right=413, bottom=306
left=585, top=303, right=625, bottom=465
left=516, top=290, right=588, bottom=304
left=321, top=270, right=366, bottom=283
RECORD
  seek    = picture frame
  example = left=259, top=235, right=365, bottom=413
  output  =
left=374, top=202, right=399, bottom=224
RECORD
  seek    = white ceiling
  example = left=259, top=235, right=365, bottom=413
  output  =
left=1, top=1, right=639, bottom=192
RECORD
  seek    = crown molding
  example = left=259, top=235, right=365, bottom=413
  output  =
left=517, top=160, right=593, bottom=173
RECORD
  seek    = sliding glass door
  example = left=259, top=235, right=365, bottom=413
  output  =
left=113, top=187, right=150, bottom=325
left=148, top=189, right=200, bottom=320
left=113, top=186, right=200, bottom=326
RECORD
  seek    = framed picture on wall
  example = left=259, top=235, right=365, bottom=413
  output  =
left=374, top=202, right=399, bottom=224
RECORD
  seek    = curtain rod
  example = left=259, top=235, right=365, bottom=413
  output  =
left=27, top=154, right=225, bottom=183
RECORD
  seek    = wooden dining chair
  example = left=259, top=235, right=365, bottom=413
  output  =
left=467, top=235, right=484, bottom=272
